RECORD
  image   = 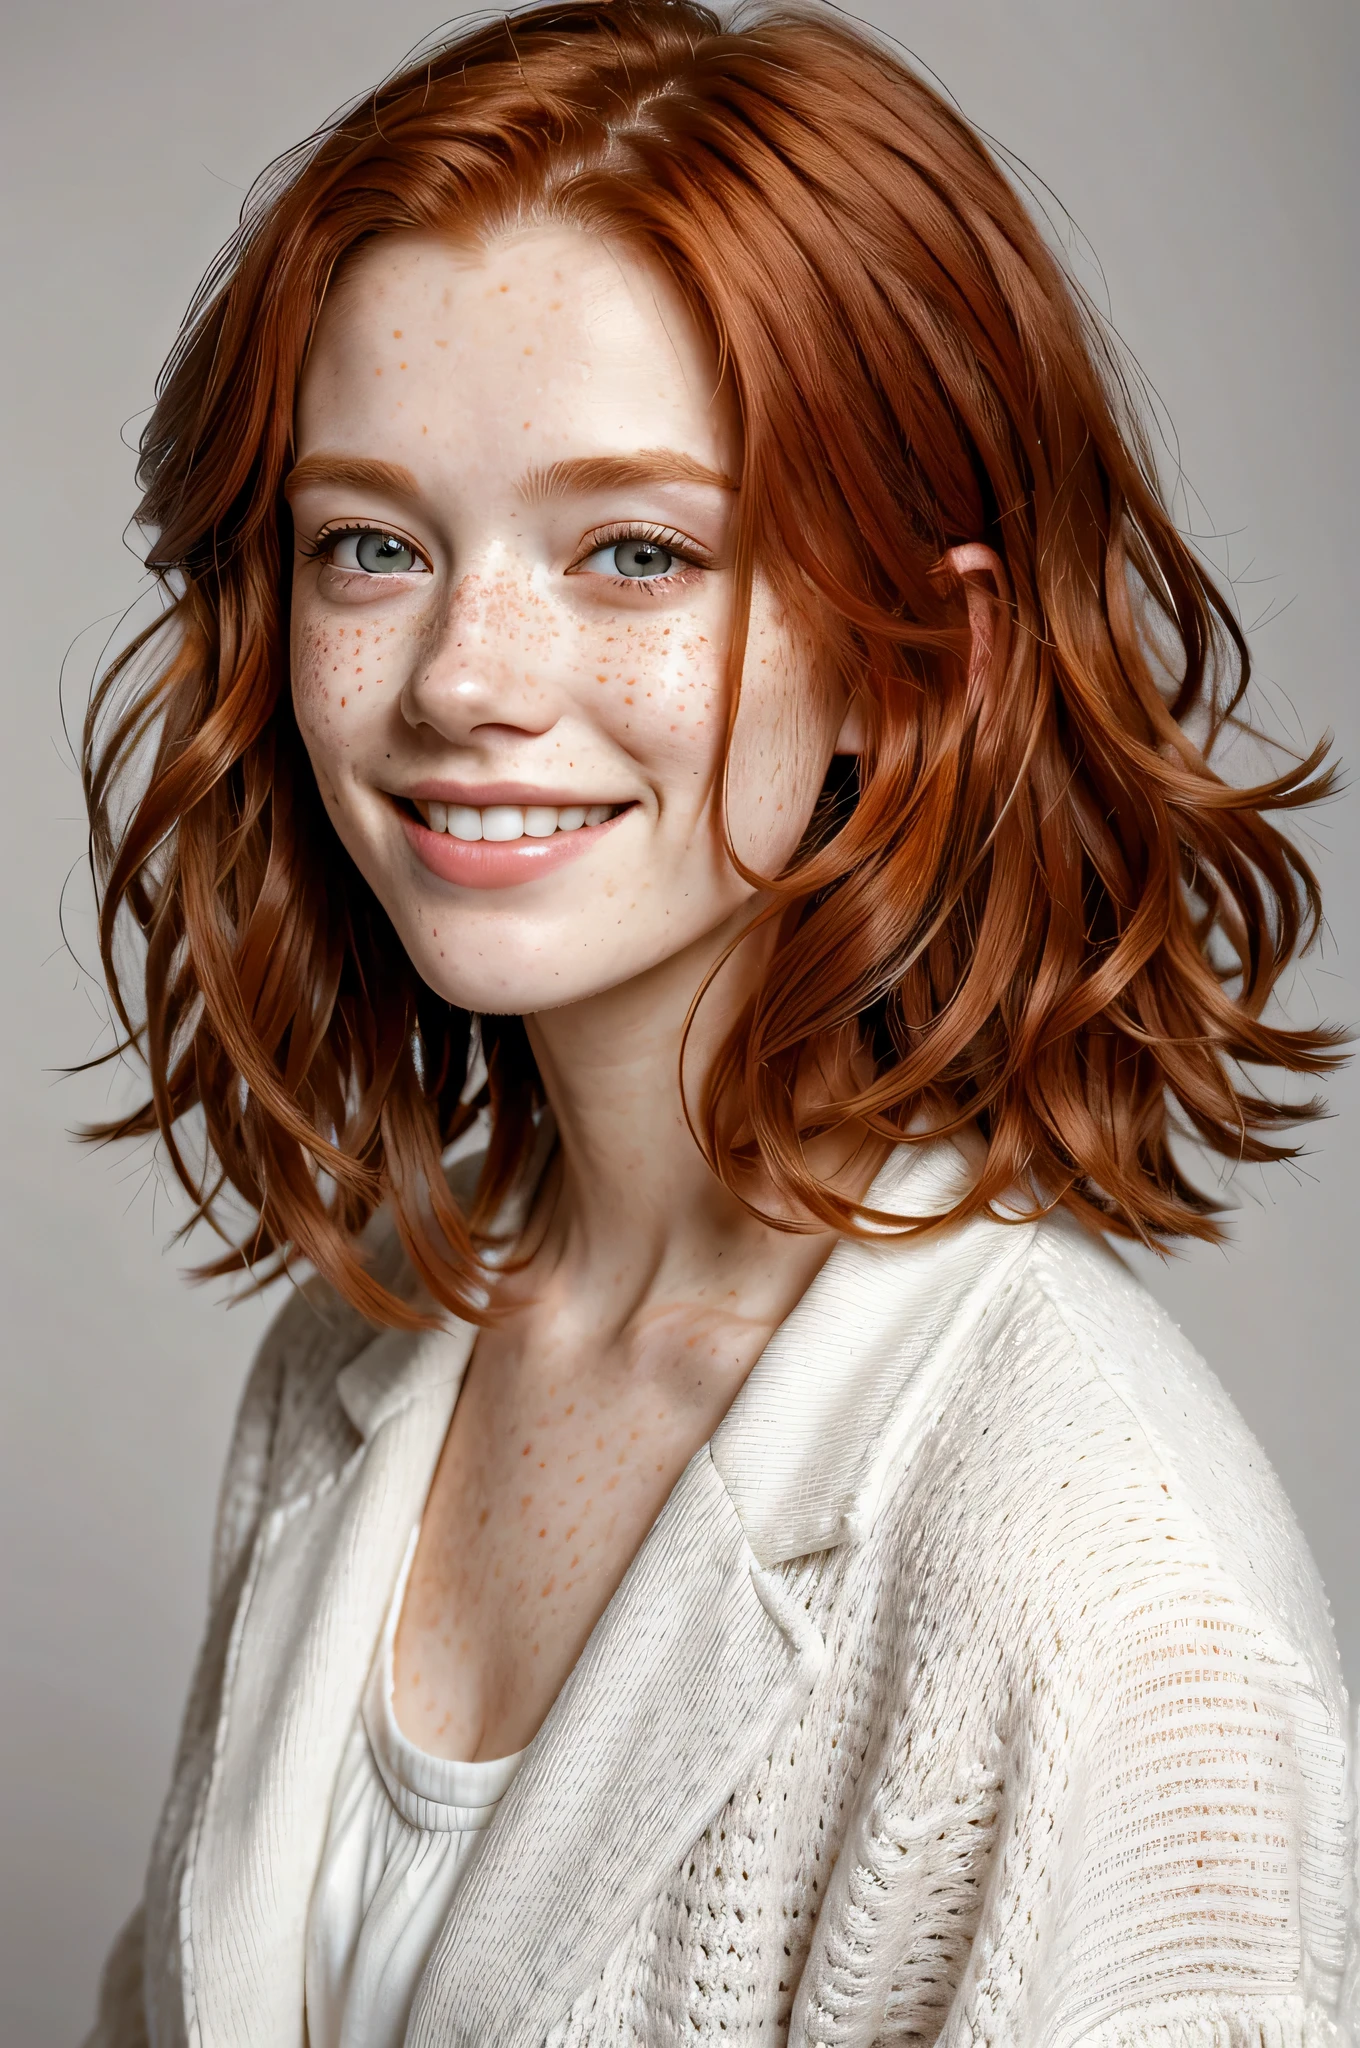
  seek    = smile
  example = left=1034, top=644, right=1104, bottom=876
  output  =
left=414, top=800, right=624, bottom=840
left=399, top=798, right=634, bottom=890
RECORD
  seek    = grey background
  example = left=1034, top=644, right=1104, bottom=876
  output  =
left=2, top=2, right=1356, bottom=2040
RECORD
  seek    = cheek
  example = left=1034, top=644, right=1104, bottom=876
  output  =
left=569, top=614, right=726, bottom=773
left=290, top=605, right=408, bottom=778
left=725, top=614, right=836, bottom=869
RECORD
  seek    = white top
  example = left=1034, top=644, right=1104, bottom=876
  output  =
left=304, top=1528, right=526, bottom=2048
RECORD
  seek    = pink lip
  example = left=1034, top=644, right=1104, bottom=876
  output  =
left=405, top=780, right=625, bottom=808
left=400, top=808, right=629, bottom=889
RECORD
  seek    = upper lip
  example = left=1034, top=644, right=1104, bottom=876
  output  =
left=399, top=781, right=634, bottom=808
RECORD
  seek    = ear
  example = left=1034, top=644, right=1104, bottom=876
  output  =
left=832, top=542, right=1007, bottom=757
left=832, top=690, right=867, bottom=757
left=940, top=541, right=1008, bottom=691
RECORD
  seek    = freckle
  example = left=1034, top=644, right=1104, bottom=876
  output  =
left=540, top=1578, right=554, bottom=1597
left=522, top=420, right=531, bottom=429
left=565, top=1403, right=575, bottom=1415
left=422, top=424, right=428, bottom=434
left=392, top=329, right=402, bottom=338
left=499, top=283, right=509, bottom=293
left=538, top=1460, right=546, bottom=1469
left=340, top=696, right=346, bottom=707
left=478, top=1508, right=489, bottom=1525
left=374, top=367, right=382, bottom=376
left=538, top=1527, right=546, bottom=1537
left=522, top=1442, right=531, bottom=1456
left=520, top=1493, right=533, bottom=1508
left=575, top=1473, right=585, bottom=1484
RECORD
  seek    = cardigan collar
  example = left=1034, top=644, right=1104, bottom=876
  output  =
left=333, top=1134, right=1036, bottom=1569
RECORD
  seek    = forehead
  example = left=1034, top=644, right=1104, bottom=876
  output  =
left=296, top=225, right=734, bottom=478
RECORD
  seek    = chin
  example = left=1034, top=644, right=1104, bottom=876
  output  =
left=401, top=942, right=614, bottom=1020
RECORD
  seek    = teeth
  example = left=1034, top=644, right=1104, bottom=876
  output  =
left=481, top=805, right=523, bottom=842
left=416, top=800, right=622, bottom=839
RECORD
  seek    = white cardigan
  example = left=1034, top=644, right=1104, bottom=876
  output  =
left=87, top=1139, right=1358, bottom=2047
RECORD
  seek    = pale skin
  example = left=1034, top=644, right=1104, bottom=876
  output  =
left=288, top=223, right=996, bottom=1761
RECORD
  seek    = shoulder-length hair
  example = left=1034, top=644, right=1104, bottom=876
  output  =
left=84, top=0, right=1341, bottom=1326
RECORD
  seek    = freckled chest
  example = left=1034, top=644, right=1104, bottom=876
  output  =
left=392, top=1323, right=707, bottom=1759
left=391, top=1302, right=753, bottom=1753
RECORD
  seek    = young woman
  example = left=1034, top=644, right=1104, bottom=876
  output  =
left=84, top=3, right=1355, bottom=2043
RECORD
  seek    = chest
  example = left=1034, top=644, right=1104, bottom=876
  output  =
left=392, top=1326, right=738, bottom=1760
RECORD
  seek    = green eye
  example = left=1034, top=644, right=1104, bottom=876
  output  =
left=330, top=529, right=423, bottom=573
left=613, top=540, right=675, bottom=578
left=581, top=539, right=678, bottom=580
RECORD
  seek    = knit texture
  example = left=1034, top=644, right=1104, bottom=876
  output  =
left=87, top=1198, right=1356, bottom=2047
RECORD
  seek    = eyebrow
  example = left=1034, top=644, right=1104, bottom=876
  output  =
left=282, top=447, right=736, bottom=507
left=517, top=450, right=737, bottom=503
left=283, top=454, right=420, bottom=500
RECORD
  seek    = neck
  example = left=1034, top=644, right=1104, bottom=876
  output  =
left=519, top=909, right=836, bottom=1339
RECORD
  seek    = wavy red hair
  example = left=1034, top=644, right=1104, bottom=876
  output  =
left=83, top=0, right=1342, bottom=1326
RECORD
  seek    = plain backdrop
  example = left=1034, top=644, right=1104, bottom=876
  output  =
left=2, top=2, right=1356, bottom=2040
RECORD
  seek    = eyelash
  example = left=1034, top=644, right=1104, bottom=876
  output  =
left=572, top=521, right=710, bottom=594
left=298, top=522, right=430, bottom=570
left=298, top=520, right=713, bottom=589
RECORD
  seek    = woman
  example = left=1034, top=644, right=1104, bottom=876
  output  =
left=84, top=2, right=1355, bottom=2042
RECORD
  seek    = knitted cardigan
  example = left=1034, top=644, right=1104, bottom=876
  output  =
left=87, top=1139, right=1357, bottom=2048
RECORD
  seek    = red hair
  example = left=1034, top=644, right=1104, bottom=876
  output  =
left=84, top=0, right=1342, bottom=1326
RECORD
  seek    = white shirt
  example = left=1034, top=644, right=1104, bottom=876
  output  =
left=305, top=1528, right=526, bottom=2048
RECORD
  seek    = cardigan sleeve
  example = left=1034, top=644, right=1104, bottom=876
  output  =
left=81, top=1148, right=488, bottom=2047
left=790, top=1240, right=1355, bottom=2048
left=944, top=1558, right=1354, bottom=2048
left=82, top=1308, right=295, bottom=2048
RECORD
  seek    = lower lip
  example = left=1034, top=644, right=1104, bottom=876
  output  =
left=399, top=807, right=630, bottom=889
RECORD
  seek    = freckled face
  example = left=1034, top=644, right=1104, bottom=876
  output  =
left=288, top=226, right=847, bottom=1015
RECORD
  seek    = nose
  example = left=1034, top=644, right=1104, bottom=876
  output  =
left=400, top=562, right=562, bottom=747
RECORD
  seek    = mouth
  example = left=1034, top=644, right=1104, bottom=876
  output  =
left=396, top=795, right=635, bottom=890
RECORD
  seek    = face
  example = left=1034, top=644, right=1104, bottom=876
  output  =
left=288, top=225, right=852, bottom=1017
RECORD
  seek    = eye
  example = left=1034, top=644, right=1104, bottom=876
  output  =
left=579, top=538, right=679, bottom=581
left=325, top=528, right=426, bottom=574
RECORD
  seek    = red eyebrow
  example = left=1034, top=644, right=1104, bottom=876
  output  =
left=283, top=454, right=420, bottom=499
left=518, top=450, right=737, bottom=502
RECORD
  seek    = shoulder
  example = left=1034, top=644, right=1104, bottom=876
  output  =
left=214, top=1142, right=486, bottom=1548
left=879, top=1200, right=1342, bottom=1706
left=834, top=1209, right=1355, bottom=2048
